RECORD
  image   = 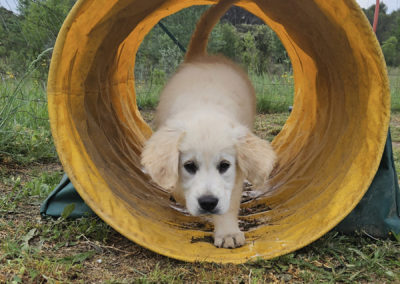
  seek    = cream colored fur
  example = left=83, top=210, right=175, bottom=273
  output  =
left=141, top=0, right=276, bottom=248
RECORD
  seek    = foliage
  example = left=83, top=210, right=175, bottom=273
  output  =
left=135, top=6, right=292, bottom=83
left=0, top=7, right=24, bottom=78
left=253, top=72, right=294, bottom=113
left=383, top=36, right=399, bottom=66
left=238, top=24, right=290, bottom=74
left=362, top=4, right=400, bottom=66
left=0, top=78, right=57, bottom=164
left=0, top=0, right=76, bottom=78
left=134, top=6, right=207, bottom=83
left=2, top=1, right=400, bottom=81
left=363, top=4, right=398, bottom=43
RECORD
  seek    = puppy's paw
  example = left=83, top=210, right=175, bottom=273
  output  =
left=214, top=231, right=245, bottom=248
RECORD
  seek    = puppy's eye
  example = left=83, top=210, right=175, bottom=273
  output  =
left=184, top=161, right=198, bottom=174
left=218, top=160, right=230, bottom=174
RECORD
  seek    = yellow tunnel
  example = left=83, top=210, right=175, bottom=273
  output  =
left=47, top=0, right=390, bottom=263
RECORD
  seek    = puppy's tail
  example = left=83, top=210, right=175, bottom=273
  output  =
left=185, top=0, right=237, bottom=61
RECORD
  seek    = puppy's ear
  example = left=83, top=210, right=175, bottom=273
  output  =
left=236, top=131, right=276, bottom=188
left=141, top=126, right=183, bottom=190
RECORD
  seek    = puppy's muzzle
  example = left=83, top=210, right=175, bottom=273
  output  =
left=198, top=195, right=219, bottom=213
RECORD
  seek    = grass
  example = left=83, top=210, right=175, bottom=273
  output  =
left=252, top=72, right=294, bottom=113
left=136, top=67, right=400, bottom=113
left=390, top=68, right=400, bottom=112
left=1, top=73, right=400, bottom=282
left=135, top=80, right=163, bottom=110
left=0, top=79, right=57, bottom=164
left=135, top=71, right=295, bottom=113
left=1, top=163, right=399, bottom=282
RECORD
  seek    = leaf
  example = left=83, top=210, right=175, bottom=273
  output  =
left=12, top=275, right=22, bottom=283
left=385, top=270, right=395, bottom=278
left=391, top=230, right=400, bottom=242
left=60, top=250, right=96, bottom=264
left=21, top=228, right=36, bottom=252
left=348, top=248, right=368, bottom=260
left=61, top=203, right=76, bottom=219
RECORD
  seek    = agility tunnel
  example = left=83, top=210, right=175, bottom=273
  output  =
left=47, top=0, right=390, bottom=263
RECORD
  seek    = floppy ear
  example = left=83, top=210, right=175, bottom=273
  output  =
left=141, top=126, right=183, bottom=190
left=236, top=132, right=276, bottom=188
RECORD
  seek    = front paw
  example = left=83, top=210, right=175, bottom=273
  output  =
left=214, top=231, right=245, bottom=248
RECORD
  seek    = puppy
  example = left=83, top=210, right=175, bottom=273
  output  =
left=141, top=0, right=276, bottom=248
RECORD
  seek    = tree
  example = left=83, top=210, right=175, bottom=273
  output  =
left=363, top=3, right=398, bottom=44
left=0, top=7, right=25, bottom=76
left=382, top=36, right=399, bottom=66
left=17, top=0, right=76, bottom=75
left=0, top=1, right=76, bottom=77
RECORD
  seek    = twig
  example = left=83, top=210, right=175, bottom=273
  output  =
left=78, top=234, right=140, bottom=257
left=361, top=230, right=380, bottom=241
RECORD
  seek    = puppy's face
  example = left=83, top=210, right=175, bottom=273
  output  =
left=141, top=117, right=276, bottom=217
left=179, top=139, right=237, bottom=216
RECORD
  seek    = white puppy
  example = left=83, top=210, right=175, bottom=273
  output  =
left=141, top=0, right=276, bottom=248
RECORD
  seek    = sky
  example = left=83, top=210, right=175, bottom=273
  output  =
left=0, top=0, right=399, bottom=14
left=357, top=0, right=399, bottom=12
left=0, top=0, right=16, bottom=12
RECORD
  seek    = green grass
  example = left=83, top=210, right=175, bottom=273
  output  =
left=0, top=79, right=57, bottom=164
left=252, top=72, right=294, bottom=113
left=1, top=170, right=63, bottom=212
left=0, top=167, right=112, bottom=282
left=134, top=71, right=295, bottom=113
left=135, top=80, right=163, bottom=110
left=390, top=68, right=400, bottom=112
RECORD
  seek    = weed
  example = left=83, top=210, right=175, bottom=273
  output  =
left=252, top=72, right=294, bottom=113
left=135, top=81, right=163, bottom=110
left=0, top=170, right=63, bottom=213
left=248, top=232, right=400, bottom=283
left=140, top=263, right=186, bottom=283
left=390, top=68, right=400, bottom=112
left=393, top=147, right=400, bottom=180
left=392, top=230, right=400, bottom=242
left=25, top=171, right=64, bottom=199
left=134, top=71, right=295, bottom=113
left=0, top=79, right=57, bottom=164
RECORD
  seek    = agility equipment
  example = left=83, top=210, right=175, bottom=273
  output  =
left=47, top=0, right=391, bottom=263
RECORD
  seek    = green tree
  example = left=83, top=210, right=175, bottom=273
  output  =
left=0, top=0, right=76, bottom=77
left=363, top=4, right=399, bottom=44
left=209, top=22, right=241, bottom=60
left=0, top=7, right=25, bottom=77
left=17, top=0, right=76, bottom=76
left=382, top=36, right=399, bottom=66
left=135, top=6, right=208, bottom=81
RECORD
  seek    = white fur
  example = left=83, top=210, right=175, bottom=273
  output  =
left=141, top=57, right=276, bottom=248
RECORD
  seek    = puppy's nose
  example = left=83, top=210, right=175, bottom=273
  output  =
left=198, top=195, right=219, bottom=212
